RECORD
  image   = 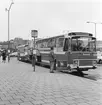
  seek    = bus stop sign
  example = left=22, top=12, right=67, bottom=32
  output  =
left=31, top=30, right=38, bottom=38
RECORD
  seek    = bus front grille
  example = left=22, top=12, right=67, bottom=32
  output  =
left=79, top=60, right=92, bottom=66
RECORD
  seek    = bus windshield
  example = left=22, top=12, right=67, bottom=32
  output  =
left=71, top=37, right=96, bottom=52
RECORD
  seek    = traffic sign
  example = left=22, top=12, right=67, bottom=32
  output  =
left=31, top=30, right=38, bottom=38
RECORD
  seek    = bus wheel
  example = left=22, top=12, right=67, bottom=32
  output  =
left=77, top=68, right=84, bottom=77
left=67, top=66, right=72, bottom=73
left=99, top=59, right=102, bottom=64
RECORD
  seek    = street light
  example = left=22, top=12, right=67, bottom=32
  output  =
left=5, top=0, right=14, bottom=62
left=86, top=21, right=102, bottom=39
left=31, top=30, right=38, bottom=72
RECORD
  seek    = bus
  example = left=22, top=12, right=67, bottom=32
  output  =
left=35, top=32, right=97, bottom=75
left=97, top=51, right=102, bottom=64
left=17, top=44, right=32, bottom=62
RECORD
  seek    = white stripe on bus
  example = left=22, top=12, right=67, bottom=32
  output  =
left=40, top=52, right=50, bottom=54
left=54, top=52, right=66, bottom=54
left=40, top=51, right=66, bottom=54
left=42, top=60, right=50, bottom=63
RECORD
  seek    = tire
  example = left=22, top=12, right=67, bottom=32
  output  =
left=77, top=68, right=84, bottom=77
left=99, top=59, right=102, bottom=64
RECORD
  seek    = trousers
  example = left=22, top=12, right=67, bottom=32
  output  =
left=50, top=61, right=54, bottom=73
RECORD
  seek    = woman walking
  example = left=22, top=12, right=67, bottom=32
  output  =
left=2, top=50, right=7, bottom=63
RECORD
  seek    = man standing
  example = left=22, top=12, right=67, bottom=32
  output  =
left=0, top=51, right=1, bottom=62
left=17, top=51, right=20, bottom=62
left=49, top=47, right=55, bottom=73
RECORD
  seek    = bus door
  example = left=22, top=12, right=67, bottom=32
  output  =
left=55, top=37, right=68, bottom=70
left=63, top=38, right=72, bottom=68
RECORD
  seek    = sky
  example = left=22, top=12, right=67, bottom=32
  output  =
left=0, top=0, right=102, bottom=41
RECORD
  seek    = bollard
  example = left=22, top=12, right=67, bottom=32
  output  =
left=8, top=55, right=10, bottom=62
left=32, top=55, right=35, bottom=72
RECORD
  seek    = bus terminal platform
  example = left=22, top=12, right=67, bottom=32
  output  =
left=0, top=58, right=102, bottom=105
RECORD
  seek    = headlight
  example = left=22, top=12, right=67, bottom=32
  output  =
left=60, top=62, right=64, bottom=66
left=56, top=63, right=58, bottom=67
left=57, top=61, right=64, bottom=67
left=57, top=61, right=67, bottom=67
left=73, top=60, right=78, bottom=64
left=73, top=60, right=78, bottom=67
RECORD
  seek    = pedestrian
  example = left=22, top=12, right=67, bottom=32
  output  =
left=8, top=50, right=10, bottom=62
left=17, top=51, right=20, bottom=61
left=2, top=50, right=6, bottom=63
left=0, top=51, right=1, bottom=62
left=17, top=51, right=20, bottom=63
left=32, top=54, right=36, bottom=71
left=49, top=47, right=55, bottom=73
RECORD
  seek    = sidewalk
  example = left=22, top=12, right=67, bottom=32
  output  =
left=0, top=58, right=102, bottom=105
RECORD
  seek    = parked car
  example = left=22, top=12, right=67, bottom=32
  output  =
left=9, top=52, right=17, bottom=57
left=97, top=51, right=102, bottom=64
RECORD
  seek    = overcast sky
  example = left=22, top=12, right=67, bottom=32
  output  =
left=0, top=0, right=102, bottom=41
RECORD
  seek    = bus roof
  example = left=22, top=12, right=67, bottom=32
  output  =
left=17, top=44, right=28, bottom=48
left=36, top=32, right=93, bottom=43
left=68, top=32, right=93, bottom=36
left=36, top=35, right=64, bottom=43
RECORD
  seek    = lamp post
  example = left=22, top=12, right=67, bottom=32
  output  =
left=5, top=1, right=14, bottom=62
left=86, top=21, right=102, bottom=39
left=87, top=21, right=102, bottom=51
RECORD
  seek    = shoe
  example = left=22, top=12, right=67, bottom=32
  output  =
left=50, top=71, right=54, bottom=73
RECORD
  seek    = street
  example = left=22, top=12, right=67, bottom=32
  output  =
left=0, top=58, right=102, bottom=105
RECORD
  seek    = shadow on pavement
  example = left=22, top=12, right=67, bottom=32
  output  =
left=17, top=60, right=102, bottom=81
left=60, top=70, right=101, bottom=81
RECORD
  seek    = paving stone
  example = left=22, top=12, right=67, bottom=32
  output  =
left=12, top=96, right=25, bottom=99
left=31, top=100, right=44, bottom=104
left=54, top=102, right=68, bottom=105
left=54, top=97, right=66, bottom=102
left=21, top=98, right=34, bottom=102
left=63, top=96, right=75, bottom=101
left=1, top=96, right=13, bottom=101
left=32, top=96, right=44, bottom=100
left=19, top=102, right=33, bottom=105
left=43, top=96, right=55, bottom=99
left=42, top=103, right=55, bottom=105
left=9, top=99, right=23, bottom=104
left=76, top=103, right=90, bottom=105
left=87, top=100, right=101, bottom=105
left=5, top=104, right=19, bottom=105
left=65, top=100, right=76, bottom=105
left=0, top=100, right=10, bottom=104
left=43, top=99, right=55, bottom=103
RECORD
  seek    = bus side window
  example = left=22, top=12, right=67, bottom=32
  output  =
left=56, top=38, right=59, bottom=48
left=58, top=38, right=64, bottom=47
left=52, top=38, right=56, bottom=47
left=63, top=38, right=69, bottom=51
left=56, top=37, right=64, bottom=52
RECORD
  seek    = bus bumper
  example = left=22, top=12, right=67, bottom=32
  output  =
left=69, top=65, right=97, bottom=71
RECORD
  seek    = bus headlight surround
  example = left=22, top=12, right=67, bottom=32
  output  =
left=73, top=60, right=78, bottom=67
left=57, top=61, right=64, bottom=67
left=93, top=60, right=97, bottom=66
left=60, top=62, right=64, bottom=66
